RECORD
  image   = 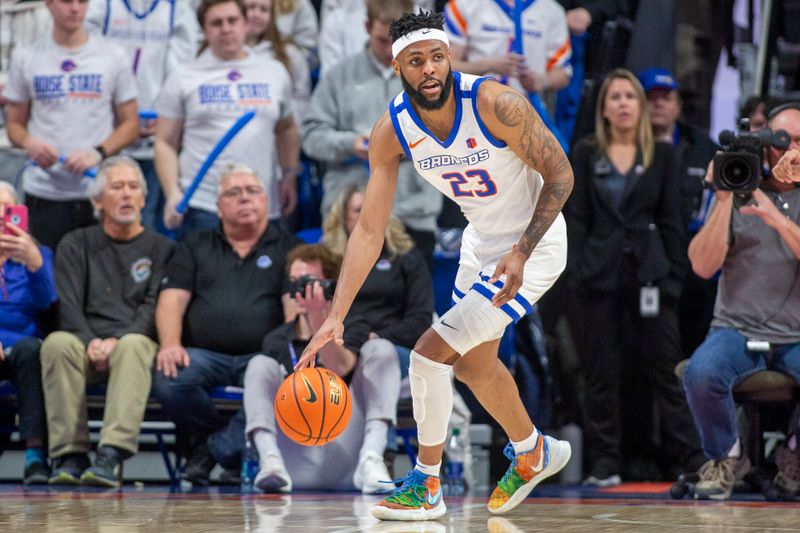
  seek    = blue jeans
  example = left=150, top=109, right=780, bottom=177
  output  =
left=683, top=327, right=800, bottom=460
left=395, top=345, right=412, bottom=380
left=151, top=348, right=258, bottom=468
left=136, top=158, right=167, bottom=235
left=175, top=208, right=220, bottom=241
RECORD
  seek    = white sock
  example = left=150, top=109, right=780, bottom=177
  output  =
left=359, top=419, right=389, bottom=462
left=415, top=460, right=441, bottom=477
left=512, top=428, right=540, bottom=455
left=727, top=438, right=741, bottom=459
left=252, top=429, right=280, bottom=459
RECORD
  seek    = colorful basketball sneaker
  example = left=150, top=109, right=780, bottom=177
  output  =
left=487, top=435, right=572, bottom=514
left=371, top=469, right=446, bottom=521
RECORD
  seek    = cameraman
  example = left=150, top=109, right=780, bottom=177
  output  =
left=242, top=244, right=401, bottom=493
left=683, top=103, right=800, bottom=500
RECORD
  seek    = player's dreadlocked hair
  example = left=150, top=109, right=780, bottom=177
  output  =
left=389, top=10, right=445, bottom=43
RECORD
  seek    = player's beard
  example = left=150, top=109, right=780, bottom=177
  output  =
left=401, top=68, right=454, bottom=110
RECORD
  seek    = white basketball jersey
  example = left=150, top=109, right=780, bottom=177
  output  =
left=389, top=72, right=543, bottom=237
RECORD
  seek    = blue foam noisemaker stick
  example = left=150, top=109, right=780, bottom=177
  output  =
left=512, top=0, right=569, bottom=152
left=176, top=110, right=256, bottom=215
left=55, top=156, right=97, bottom=178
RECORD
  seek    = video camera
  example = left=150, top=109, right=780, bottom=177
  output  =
left=288, top=275, right=337, bottom=300
left=712, top=118, right=791, bottom=192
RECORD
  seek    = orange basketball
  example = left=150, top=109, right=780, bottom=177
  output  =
left=274, top=367, right=352, bottom=446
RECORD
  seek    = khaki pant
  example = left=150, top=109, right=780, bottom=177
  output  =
left=41, top=332, right=157, bottom=458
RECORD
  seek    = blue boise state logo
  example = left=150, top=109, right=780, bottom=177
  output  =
left=227, top=70, right=242, bottom=82
left=61, top=59, right=77, bottom=72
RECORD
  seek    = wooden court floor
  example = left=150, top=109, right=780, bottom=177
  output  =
left=2, top=488, right=800, bottom=532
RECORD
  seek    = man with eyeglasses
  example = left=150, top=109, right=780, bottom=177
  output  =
left=151, top=163, right=301, bottom=486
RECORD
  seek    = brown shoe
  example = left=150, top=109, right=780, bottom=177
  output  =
left=773, top=445, right=800, bottom=496
left=694, top=455, right=751, bottom=500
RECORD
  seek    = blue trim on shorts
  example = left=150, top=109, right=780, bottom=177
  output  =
left=479, top=275, right=534, bottom=314
left=471, top=282, right=522, bottom=323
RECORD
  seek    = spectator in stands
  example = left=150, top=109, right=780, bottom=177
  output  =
left=565, top=68, right=700, bottom=487
left=85, top=0, right=200, bottom=234
left=0, top=182, right=57, bottom=485
left=41, top=156, right=174, bottom=488
left=155, top=0, right=300, bottom=237
left=443, top=0, right=572, bottom=103
left=303, top=0, right=441, bottom=268
left=639, top=67, right=719, bottom=358
left=555, top=1, right=630, bottom=72
left=317, top=0, right=432, bottom=75
left=2, top=0, right=139, bottom=250
left=245, top=0, right=311, bottom=127
left=152, top=163, right=300, bottom=486
left=740, top=95, right=771, bottom=132
left=244, top=243, right=400, bottom=493
left=274, top=0, right=320, bottom=70
left=683, top=103, right=800, bottom=500
left=323, top=184, right=433, bottom=376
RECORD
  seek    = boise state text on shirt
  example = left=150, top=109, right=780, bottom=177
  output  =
left=33, top=73, right=103, bottom=100
left=198, top=82, right=272, bottom=106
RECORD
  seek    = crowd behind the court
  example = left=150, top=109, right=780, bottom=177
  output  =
left=1, top=0, right=799, bottom=500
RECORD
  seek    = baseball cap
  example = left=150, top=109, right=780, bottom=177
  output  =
left=638, top=67, right=678, bottom=93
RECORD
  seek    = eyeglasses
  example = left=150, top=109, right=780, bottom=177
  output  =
left=220, top=185, right=265, bottom=199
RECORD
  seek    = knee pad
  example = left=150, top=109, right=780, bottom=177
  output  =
left=409, top=351, right=453, bottom=446
left=431, top=290, right=513, bottom=355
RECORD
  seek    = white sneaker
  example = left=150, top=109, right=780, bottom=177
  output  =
left=254, top=454, right=292, bottom=493
left=353, top=453, right=391, bottom=494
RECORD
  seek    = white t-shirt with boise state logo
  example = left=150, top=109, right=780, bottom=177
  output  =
left=2, top=34, right=137, bottom=201
left=156, top=49, right=294, bottom=218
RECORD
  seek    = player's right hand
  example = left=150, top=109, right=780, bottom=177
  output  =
left=163, top=194, right=184, bottom=230
left=294, top=317, right=344, bottom=371
left=157, top=345, right=190, bottom=379
left=24, top=138, right=59, bottom=169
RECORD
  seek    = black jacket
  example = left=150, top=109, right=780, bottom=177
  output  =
left=674, top=122, right=719, bottom=234
left=350, top=248, right=433, bottom=349
left=565, top=137, right=687, bottom=298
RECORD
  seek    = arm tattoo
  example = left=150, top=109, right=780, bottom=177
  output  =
left=494, top=91, right=574, bottom=257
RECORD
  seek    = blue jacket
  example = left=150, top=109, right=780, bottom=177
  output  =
left=0, top=247, right=57, bottom=348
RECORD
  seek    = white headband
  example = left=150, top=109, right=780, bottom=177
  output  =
left=391, top=28, right=449, bottom=59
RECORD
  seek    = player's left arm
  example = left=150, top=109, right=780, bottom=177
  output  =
left=478, top=81, right=574, bottom=306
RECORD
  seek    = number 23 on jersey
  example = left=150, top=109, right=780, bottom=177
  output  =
left=441, top=169, right=498, bottom=198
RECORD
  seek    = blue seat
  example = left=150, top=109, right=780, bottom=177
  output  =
left=0, top=382, right=243, bottom=486
left=295, top=227, right=322, bottom=244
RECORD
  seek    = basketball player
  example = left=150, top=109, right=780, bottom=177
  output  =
left=296, top=11, right=573, bottom=520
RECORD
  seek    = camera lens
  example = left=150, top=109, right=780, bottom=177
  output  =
left=720, top=157, right=752, bottom=189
